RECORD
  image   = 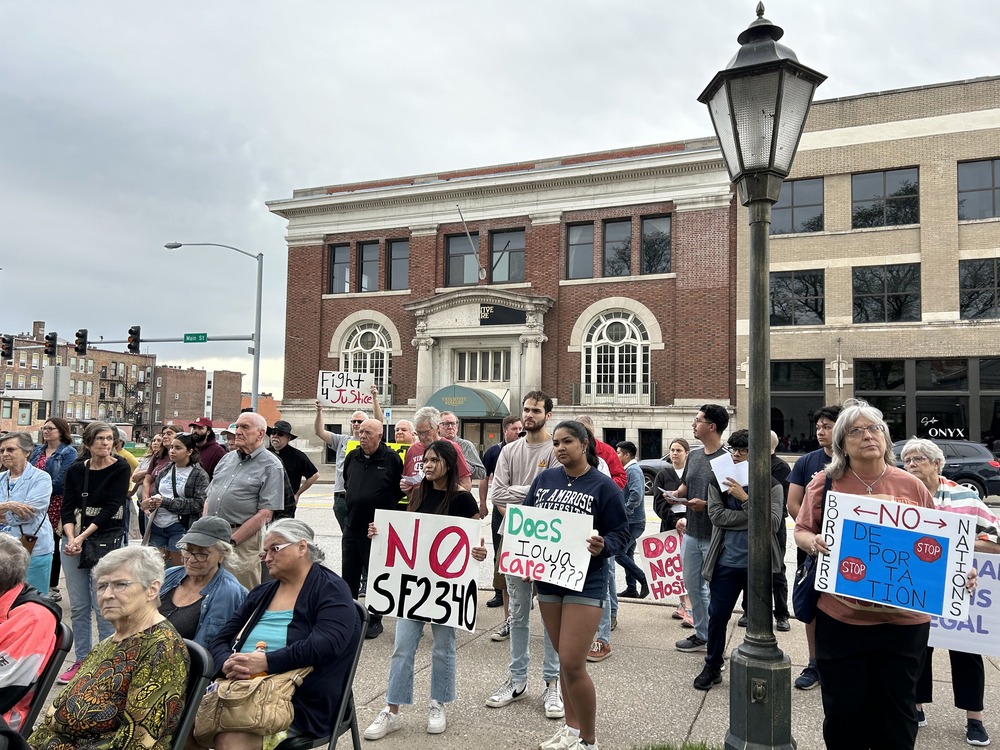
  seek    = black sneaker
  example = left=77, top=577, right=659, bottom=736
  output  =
left=693, top=664, right=722, bottom=690
left=365, top=620, right=384, bottom=639
left=967, top=719, right=990, bottom=746
left=638, top=582, right=650, bottom=599
left=486, top=592, right=504, bottom=608
left=675, top=635, right=707, bottom=652
left=618, top=588, right=640, bottom=598
left=775, top=616, right=791, bottom=632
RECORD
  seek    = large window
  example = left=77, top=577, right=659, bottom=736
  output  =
left=959, top=258, right=1000, bottom=319
left=446, top=233, right=479, bottom=286
left=582, top=311, right=650, bottom=403
left=771, top=360, right=825, bottom=449
left=357, top=242, right=379, bottom=293
left=603, top=220, right=631, bottom=277
left=490, top=229, right=525, bottom=283
left=387, top=239, right=409, bottom=290
left=958, top=159, right=1000, bottom=220
left=852, top=263, right=920, bottom=323
left=328, top=244, right=350, bottom=294
left=640, top=216, right=671, bottom=274
left=770, top=270, right=824, bottom=326
left=851, top=168, right=919, bottom=228
left=455, top=350, right=511, bottom=383
left=342, top=322, right=393, bottom=394
left=772, top=177, right=824, bottom=234
left=567, top=224, right=593, bottom=280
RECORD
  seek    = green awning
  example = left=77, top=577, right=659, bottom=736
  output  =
left=424, top=385, right=509, bottom=418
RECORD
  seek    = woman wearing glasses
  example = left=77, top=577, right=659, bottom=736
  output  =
left=794, top=400, right=938, bottom=750
left=158, top=516, right=247, bottom=649
left=207, top=519, right=361, bottom=750
left=28, top=417, right=77, bottom=601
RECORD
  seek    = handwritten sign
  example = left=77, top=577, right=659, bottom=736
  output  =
left=929, top=552, right=999, bottom=657
left=816, top=492, right=976, bottom=618
left=498, top=505, right=592, bottom=592
left=317, top=371, right=373, bottom=407
left=367, top=510, right=482, bottom=632
left=636, top=530, right=686, bottom=601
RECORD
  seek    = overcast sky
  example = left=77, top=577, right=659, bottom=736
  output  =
left=2, top=1, right=997, bottom=400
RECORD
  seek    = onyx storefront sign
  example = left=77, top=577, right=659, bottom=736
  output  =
left=480, top=304, right=526, bottom=326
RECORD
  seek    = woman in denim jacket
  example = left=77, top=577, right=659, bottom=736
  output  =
left=28, top=417, right=78, bottom=600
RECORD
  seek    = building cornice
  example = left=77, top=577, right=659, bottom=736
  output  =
left=402, top=287, right=555, bottom=318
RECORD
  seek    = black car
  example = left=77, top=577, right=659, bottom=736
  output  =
left=638, top=453, right=671, bottom=496
left=892, top=439, right=1000, bottom=499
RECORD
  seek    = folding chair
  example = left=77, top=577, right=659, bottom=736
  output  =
left=171, top=639, right=215, bottom=750
left=18, top=621, right=73, bottom=737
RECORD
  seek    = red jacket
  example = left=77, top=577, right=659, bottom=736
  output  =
left=0, top=584, right=58, bottom=731
left=595, top=440, right=627, bottom=489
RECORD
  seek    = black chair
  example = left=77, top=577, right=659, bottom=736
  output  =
left=171, top=639, right=215, bottom=750
left=275, top=600, right=369, bottom=750
left=18, top=621, right=73, bottom=737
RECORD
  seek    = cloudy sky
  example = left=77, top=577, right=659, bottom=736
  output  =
left=2, top=1, right=997, bottom=399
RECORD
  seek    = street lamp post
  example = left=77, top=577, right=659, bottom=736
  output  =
left=698, top=4, right=825, bottom=749
left=164, top=242, right=264, bottom=412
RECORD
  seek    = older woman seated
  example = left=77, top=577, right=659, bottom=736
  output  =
left=29, top=546, right=189, bottom=750
left=160, top=516, right=247, bottom=648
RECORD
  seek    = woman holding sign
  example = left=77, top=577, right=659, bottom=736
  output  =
left=902, top=437, right=1000, bottom=747
left=526, top=420, right=630, bottom=750
left=794, top=399, right=936, bottom=750
left=364, top=440, right=488, bottom=741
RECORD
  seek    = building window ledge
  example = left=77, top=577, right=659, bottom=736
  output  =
left=321, top=289, right=411, bottom=300
left=958, top=216, right=1000, bottom=226
left=434, top=282, right=531, bottom=294
left=560, top=273, right=676, bottom=287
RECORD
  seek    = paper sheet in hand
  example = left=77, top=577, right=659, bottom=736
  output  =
left=710, top=452, right=747, bottom=489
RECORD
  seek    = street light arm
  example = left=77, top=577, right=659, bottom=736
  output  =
left=164, top=241, right=258, bottom=261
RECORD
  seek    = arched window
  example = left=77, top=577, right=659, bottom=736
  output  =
left=582, top=311, right=650, bottom=402
left=342, top=322, right=393, bottom=397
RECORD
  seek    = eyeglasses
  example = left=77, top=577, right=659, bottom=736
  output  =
left=258, top=541, right=295, bottom=560
left=903, top=455, right=929, bottom=465
left=692, top=418, right=709, bottom=425
left=180, top=548, right=212, bottom=562
left=440, top=421, right=458, bottom=427
left=41, top=426, right=57, bottom=432
left=0, top=447, right=21, bottom=454
left=415, top=429, right=433, bottom=438
left=731, top=448, right=749, bottom=458
left=96, top=580, right=137, bottom=595
left=846, top=425, right=883, bottom=439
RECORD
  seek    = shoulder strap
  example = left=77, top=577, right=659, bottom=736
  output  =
left=820, top=472, right=833, bottom=513
left=171, top=465, right=179, bottom=498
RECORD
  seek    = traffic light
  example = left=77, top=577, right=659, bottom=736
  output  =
left=74, top=328, right=88, bottom=355
left=127, top=325, right=141, bottom=354
left=0, top=334, right=13, bottom=361
left=44, top=331, right=58, bottom=357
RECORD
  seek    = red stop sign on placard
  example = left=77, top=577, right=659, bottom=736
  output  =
left=840, top=556, right=867, bottom=582
left=914, top=536, right=943, bottom=563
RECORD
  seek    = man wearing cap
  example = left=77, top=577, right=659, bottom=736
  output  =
left=269, top=420, right=319, bottom=517
left=221, top=425, right=237, bottom=452
left=189, top=417, right=228, bottom=479
left=204, top=412, right=285, bottom=589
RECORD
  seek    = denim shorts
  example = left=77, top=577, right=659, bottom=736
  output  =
left=535, top=591, right=603, bottom=608
left=148, top=521, right=187, bottom=552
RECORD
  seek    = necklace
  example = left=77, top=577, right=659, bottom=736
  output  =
left=850, top=465, right=888, bottom=494
left=563, top=466, right=590, bottom=487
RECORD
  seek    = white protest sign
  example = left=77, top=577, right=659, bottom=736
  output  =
left=929, top=552, right=1000, bottom=657
left=317, top=371, right=374, bottom=408
left=498, top=505, right=593, bottom=592
left=366, top=509, right=482, bottom=632
left=710, top=452, right=748, bottom=489
left=816, top=492, right=977, bottom=618
left=636, top=530, right=686, bottom=601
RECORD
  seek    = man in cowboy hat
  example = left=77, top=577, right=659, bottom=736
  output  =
left=269, top=420, right=319, bottom=516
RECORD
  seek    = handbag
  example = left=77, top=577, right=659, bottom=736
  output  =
left=19, top=515, right=46, bottom=555
left=77, top=461, right=126, bottom=570
left=792, top=473, right=832, bottom=624
left=193, top=603, right=313, bottom=746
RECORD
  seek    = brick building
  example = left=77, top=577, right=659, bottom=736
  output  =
left=152, top=366, right=243, bottom=429
left=268, top=139, right=737, bottom=459
left=738, top=77, right=1000, bottom=452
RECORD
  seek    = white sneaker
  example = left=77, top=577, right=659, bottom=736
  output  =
left=427, top=700, right=446, bottom=734
left=485, top=677, right=527, bottom=707
left=363, top=707, right=402, bottom=740
left=539, top=725, right=578, bottom=750
left=491, top=617, right=512, bottom=641
left=542, top=678, right=564, bottom=719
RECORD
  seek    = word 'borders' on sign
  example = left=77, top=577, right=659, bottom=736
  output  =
left=498, top=504, right=593, bottom=593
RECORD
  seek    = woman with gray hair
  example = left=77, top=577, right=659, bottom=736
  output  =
left=29, top=545, right=189, bottom=750
left=793, top=399, right=938, bottom=749
left=901, top=436, right=999, bottom=746
left=159, top=516, right=247, bottom=648
left=0, top=432, right=54, bottom=594
left=206, top=519, right=361, bottom=750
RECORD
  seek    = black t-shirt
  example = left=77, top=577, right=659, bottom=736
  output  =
left=413, top=487, right=478, bottom=518
left=276, top=445, right=319, bottom=494
left=159, top=587, right=202, bottom=640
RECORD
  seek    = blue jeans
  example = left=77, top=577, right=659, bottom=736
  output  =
left=597, top=558, right=618, bottom=643
left=706, top=564, right=747, bottom=668
left=506, top=574, right=559, bottom=685
left=148, top=521, right=186, bottom=552
left=386, top=618, right=456, bottom=705
left=616, top=520, right=648, bottom=589
left=61, top=544, right=113, bottom=661
left=27, top=553, right=53, bottom=595
left=681, top=534, right=712, bottom=641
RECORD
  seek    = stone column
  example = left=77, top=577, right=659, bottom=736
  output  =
left=413, top=334, right=436, bottom=406
left=519, top=333, right=547, bottom=398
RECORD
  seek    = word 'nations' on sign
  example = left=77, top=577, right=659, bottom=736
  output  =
left=816, top=492, right=976, bottom=618
left=636, top=530, right=685, bottom=601
left=929, top=552, right=999, bottom=657
left=317, top=371, right=374, bottom=407
left=367, top=510, right=482, bottom=632
left=498, top=505, right=593, bottom=592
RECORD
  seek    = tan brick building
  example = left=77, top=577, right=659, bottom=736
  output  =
left=735, top=77, right=1000, bottom=452
left=152, top=366, right=243, bottom=430
left=268, top=140, right=737, bottom=460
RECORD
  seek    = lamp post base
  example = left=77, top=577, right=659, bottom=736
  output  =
left=724, top=644, right=796, bottom=750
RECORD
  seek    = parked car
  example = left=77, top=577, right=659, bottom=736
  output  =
left=638, top=454, right=671, bottom=496
left=892, top=438, right=1000, bottom=499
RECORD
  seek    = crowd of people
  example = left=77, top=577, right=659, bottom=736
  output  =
left=0, top=390, right=997, bottom=750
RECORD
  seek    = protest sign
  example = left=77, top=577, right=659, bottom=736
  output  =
left=929, top=552, right=1000, bottom=657
left=317, top=371, right=374, bottom=407
left=636, top=530, right=685, bottom=601
left=366, top=509, right=482, bottom=632
left=346, top=439, right=409, bottom=463
left=498, top=504, right=593, bottom=592
left=816, top=492, right=976, bottom=618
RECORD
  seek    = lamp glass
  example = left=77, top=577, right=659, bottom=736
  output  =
left=707, top=83, right=741, bottom=182
left=773, top=71, right=816, bottom=173
left=730, top=69, right=781, bottom=173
